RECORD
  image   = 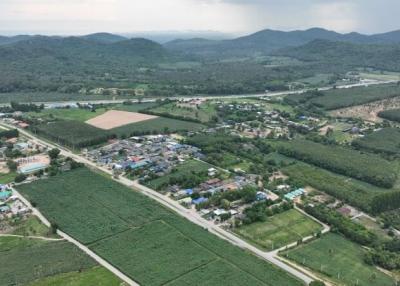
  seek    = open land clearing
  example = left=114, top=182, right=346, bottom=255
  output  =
left=234, top=209, right=323, bottom=250
left=17, top=167, right=303, bottom=286
left=86, top=110, right=158, bottom=130
left=281, top=233, right=396, bottom=286
left=330, top=96, right=400, bottom=122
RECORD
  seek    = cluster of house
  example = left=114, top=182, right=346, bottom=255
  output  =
left=0, top=186, right=29, bottom=218
left=86, top=135, right=204, bottom=177
left=2, top=117, right=30, bottom=129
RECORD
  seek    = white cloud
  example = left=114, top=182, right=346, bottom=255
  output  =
left=0, top=0, right=398, bottom=35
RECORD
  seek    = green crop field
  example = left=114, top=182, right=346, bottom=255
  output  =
left=147, top=101, right=217, bottom=123
left=234, top=209, right=322, bottom=250
left=281, top=160, right=392, bottom=212
left=353, top=128, right=400, bottom=156
left=29, top=266, right=123, bottom=286
left=379, top=109, right=400, bottom=123
left=0, top=237, right=96, bottom=286
left=287, top=84, right=400, bottom=110
left=91, top=221, right=216, bottom=286
left=282, top=233, right=396, bottom=286
left=18, top=167, right=304, bottom=286
left=276, top=139, right=398, bottom=188
left=32, top=120, right=113, bottom=148
left=111, top=117, right=205, bottom=137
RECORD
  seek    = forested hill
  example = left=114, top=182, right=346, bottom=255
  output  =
left=164, top=27, right=400, bottom=58
left=273, top=39, right=400, bottom=72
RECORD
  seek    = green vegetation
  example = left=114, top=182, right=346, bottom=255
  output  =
left=0, top=237, right=96, bottom=286
left=234, top=209, right=322, bottom=250
left=27, top=108, right=107, bottom=122
left=111, top=117, right=205, bottom=137
left=29, top=266, right=123, bottom=286
left=145, top=159, right=213, bottom=190
left=0, top=171, right=17, bottom=184
left=18, top=168, right=303, bottom=286
left=32, top=120, right=113, bottom=148
left=282, top=233, right=395, bottom=286
left=287, top=84, right=400, bottom=110
left=11, top=216, right=56, bottom=238
left=281, top=160, right=388, bottom=212
left=379, top=109, right=400, bottom=123
left=276, top=139, right=398, bottom=188
left=353, top=128, right=400, bottom=156
left=91, top=221, right=216, bottom=286
left=147, top=101, right=217, bottom=123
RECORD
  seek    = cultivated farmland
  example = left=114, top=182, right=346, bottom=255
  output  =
left=276, top=139, right=398, bottom=188
left=287, top=84, right=400, bottom=110
left=281, top=160, right=389, bottom=212
left=234, top=209, right=322, bottom=250
left=0, top=237, right=96, bottom=286
left=17, top=168, right=304, bottom=286
left=353, top=128, right=400, bottom=156
left=282, top=233, right=395, bottom=286
left=379, top=108, right=400, bottom=122
left=31, top=120, right=113, bottom=148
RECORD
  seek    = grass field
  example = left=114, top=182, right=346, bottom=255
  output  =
left=282, top=233, right=396, bottom=286
left=29, top=266, right=123, bottom=286
left=145, top=159, right=214, bottom=190
left=11, top=216, right=56, bottom=238
left=234, top=209, right=322, bottom=250
left=18, top=167, right=303, bottom=286
left=148, top=101, right=217, bottom=123
left=0, top=236, right=96, bottom=286
left=0, top=171, right=16, bottom=184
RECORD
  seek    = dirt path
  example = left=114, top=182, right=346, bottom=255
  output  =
left=0, top=233, right=64, bottom=241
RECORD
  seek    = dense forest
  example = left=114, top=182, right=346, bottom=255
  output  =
left=1, top=28, right=400, bottom=99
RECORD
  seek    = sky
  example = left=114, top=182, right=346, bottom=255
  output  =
left=0, top=0, right=399, bottom=36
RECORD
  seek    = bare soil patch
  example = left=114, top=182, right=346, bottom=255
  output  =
left=330, top=97, right=400, bottom=122
left=86, top=110, right=158, bottom=130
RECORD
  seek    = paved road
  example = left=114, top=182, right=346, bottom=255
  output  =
left=11, top=187, right=140, bottom=286
left=1, top=79, right=395, bottom=108
left=6, top=123, right=316, bottom=285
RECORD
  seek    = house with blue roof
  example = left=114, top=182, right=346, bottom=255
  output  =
left=192, top=197, right=208, bottom=205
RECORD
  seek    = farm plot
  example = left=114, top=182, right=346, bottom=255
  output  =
left=26, top=108, right=108, bottom=122
left=147, top=101, right=217, bottom=123
left=282, top=233, right=395, bottom=286
left=353, top=128, right=400, bottom=156
left=18, top=168, right=303, bottom=286
left=86, top=110, right=158, bottom=130
left=379, top=108, right=400, bottom=122
left=234, top=209, right=322, bottom=250
left=0, top=237, right=96, bottom=286
left=281, top=160, right=390, bottom=212
left=91, top=221, right=217, bottom=286
left=111, top=117, right=205, bottom=137
left=286, top=84, right=400, bottom=110
left=32, top=120, right=113, bottom=148
left=276, top=139, right=398, bottom=188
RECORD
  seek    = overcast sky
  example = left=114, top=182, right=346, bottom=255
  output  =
left=0, top=0, right=399, bottom=36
